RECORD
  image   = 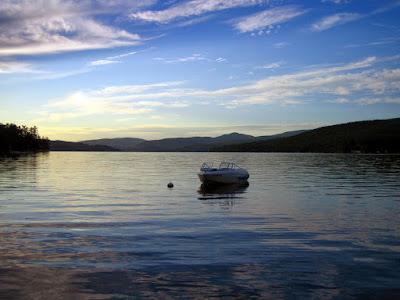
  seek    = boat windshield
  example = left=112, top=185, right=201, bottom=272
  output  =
left=201, top=162, right=215, bottom=170
left=201, top=162, right=241, bottom=171
left=219, top=162, right=240, bottom=169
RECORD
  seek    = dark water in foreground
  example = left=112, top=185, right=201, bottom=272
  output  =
left=0, top=152, right=399, bottom=299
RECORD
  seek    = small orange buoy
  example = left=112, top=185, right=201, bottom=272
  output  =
left=167, top=182, right=174, bottom=188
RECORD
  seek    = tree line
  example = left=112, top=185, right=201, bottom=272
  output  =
left=211, top=118, right=400, bottom=153
left=0, top=123, right=49, bottom=155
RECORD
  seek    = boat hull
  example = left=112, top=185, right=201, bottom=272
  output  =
left=198, top=170, right=249, bottom=184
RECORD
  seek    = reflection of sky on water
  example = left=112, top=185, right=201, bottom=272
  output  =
left=0, top=153, right=399, bottom=298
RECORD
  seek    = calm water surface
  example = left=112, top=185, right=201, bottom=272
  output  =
left=0, top=152, right=399, bottom=299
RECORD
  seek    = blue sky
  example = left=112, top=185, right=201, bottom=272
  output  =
left=1, top=0, right=399, bottom=140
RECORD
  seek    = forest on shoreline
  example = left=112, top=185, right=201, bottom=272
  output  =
left=0, top=123, right=49, bottom=155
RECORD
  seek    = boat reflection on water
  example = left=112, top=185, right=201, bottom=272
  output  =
left=197, top=182, right=249, bottom=209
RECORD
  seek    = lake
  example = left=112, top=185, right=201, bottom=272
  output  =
left=0, top=152, right=399, bottom=299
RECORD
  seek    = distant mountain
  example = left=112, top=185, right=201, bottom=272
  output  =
left=256, top=130, right=308, bottom=141
left=81, top=137, right=145, bottom=150
left=50, top=140, right=118, bottom=151
left=49, top=130, right=307, bottom=152
left=128, top=133, right=256, bottom=152
left=213, top=132, right=255, bottom=143
left=130, top=137, right=211, bottom=151
left=211, top=118, right=400, bottom=153
left=76, top=132, right=257, bottom=152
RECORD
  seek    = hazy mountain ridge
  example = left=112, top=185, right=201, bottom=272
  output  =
left=75, top=131, right=305, bottom=152
left=81, top=137, right=145, bottom=150
left=255, top=130, right=308, bottom=141
left=211, top=118, right=400, bottom=153
left=50, top=140, right=118, bottom=151
left=48, top=118, right=400, bottom=153
left=74, top=132, right=257, bottom=152
left=49, top=130, right=307, bottom=152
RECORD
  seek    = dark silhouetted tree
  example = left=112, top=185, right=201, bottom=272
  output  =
left=0, top=123, right=49, bottom=154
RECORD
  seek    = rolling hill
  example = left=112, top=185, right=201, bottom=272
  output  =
left=75, top=131, right=306, bottom=152
left=125, top=133, right=256, bottom=151
left=48, top=130, right=307, bottom=152
left=50, top=140, right=118, bottom=151
left=211, top=118, right=400, bottom=153
left=81, top=137, right=145, bottom=150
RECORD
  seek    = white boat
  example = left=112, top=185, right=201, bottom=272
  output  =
left=198, top=162, right=249, bottom=185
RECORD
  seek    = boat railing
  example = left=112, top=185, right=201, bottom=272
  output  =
left=201, top=161, right=242, bottom=171
left=219, top=161, right=241, bottom=169
left=201, top=162, right=215, bottom=171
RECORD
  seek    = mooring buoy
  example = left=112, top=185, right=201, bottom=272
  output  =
left=167, top=182, right=174, bottom=188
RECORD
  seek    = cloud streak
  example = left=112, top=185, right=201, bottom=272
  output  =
left=38, top=81, right=188, bottom=122
left=0, top=0, right=149, bottom=57
left=0, top=61, right=36, bottom=74
left=130, top=0, right=264, bottom=23
left=89, top=51, right=139, bottom=66
left=153, top=53, right=226, bottom=64
left=37, top=56, right=400, bottom=123
left=312, top=1, right=400, bottom=31
left=234, top=5, right=306, bottom=33
left=311, top=12, right=360, bottom=31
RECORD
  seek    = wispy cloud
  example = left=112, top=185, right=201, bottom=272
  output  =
left=154, top=53, right=208, bottom=63
left=328, top=98, right=350, bottom=104
left=89, top=60, right=121, bottom=66
left=356, top=97, right=400, bottom=105
left=0, top=0, right=151, bottom=57
left=173, top=14, right=216, bottom=28
left=344, top=37, right=400, bottom=48
left=153, top=53, right=226, bottom=64
left=215, top=57, right=227, bottom=63
left=257, top=61, right=283, bottom=69
left=233, top=5, right=306, bottom=33
left=37, top=56, right=400, bottom=123
left=0, top=61, right=37, bottom=74
left=37, top=81, right=189, bottom=122
left=130, top=0, right=264, bottom=23
left=273, top=42, right=290, bottom=49
left=312, top=1, right=400, bottom=32
left=311, top=12, right=360, bottom=31
left=321, top=0, right=351, bottom=4
left=89, top=51, right=139, bottom=66
left=222, top=56, right=400, bottom=107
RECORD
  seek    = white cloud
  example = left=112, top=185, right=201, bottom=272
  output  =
left=173, top=14, right=215, bottom=28
left=258, top=61, right=283, bottom=69
left=234, top=5, right=306, bottom=33
left=311, top=2, right=400, bottom=32
left=344, top=37, right=400, bottom=49
left=206, top=56, right=398, bottom=107
left=37, top=56, right=400, bottom=122
left=131, top=0, right=264, bottom=23
left=273, top=42, right=290, bottom=48
left=89, top=59, right=121, bottom=66
left=356, top=97, right=400, bottom=105
left=328, top=98, right=350, bottom=103
left=0, top=61, right=35, bottom=73
left=38, top=81, right=189, bottom=122
left=153, top=53, right=208, bottom=63
left=89, top=50, right=139, bottom=66
left=311, top=12, right=360, bottom=31
left=0, top=0, right=149, bottom=56
left=322, top=0, right=350, bottom=4
left=153, top=53, right=226, bottom=64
